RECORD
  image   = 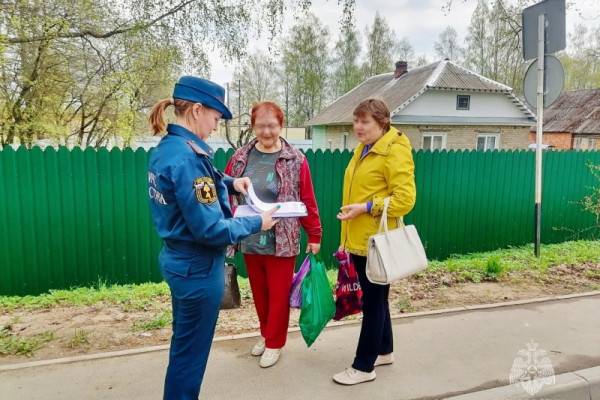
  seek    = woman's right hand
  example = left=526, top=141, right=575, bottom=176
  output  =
left=260, top=206, right=280, bottom=231
left=337, top=203, right=368, bottom=221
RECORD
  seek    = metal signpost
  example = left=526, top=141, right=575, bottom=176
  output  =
left=522, top=0, right=565, bottom=257
left=523, top=55, right=564, bottom=109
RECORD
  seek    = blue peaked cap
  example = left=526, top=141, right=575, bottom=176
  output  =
left=173, top=76, right=232, bottom=120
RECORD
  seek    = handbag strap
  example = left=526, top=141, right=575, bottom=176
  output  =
left=377, top=197, right=405, bottom=233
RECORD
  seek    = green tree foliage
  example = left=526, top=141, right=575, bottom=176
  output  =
left=560, top=24, right=600, bottom=90
left=463, top=0, right=532, bottom=93
left=465, top=0, right=490, bottom=75
left=0, top=0, right=336, bottom=147
left=462, top=0, right=600, bottom=93
left=331, top=23, right=362, bottom=98
left=226, top=51, right=281, bottom=147
left=3, top=0, right=600, bottom=146
left=282, top=14, right=330, bottom=127
left=362, top=12, right=396, bottom=77
left=230, top=51, right=281, bottom=118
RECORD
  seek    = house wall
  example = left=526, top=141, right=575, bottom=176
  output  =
left=573, top=134, right=600, bottom=150
left=401, top=90, right=526, bottom=119
left=528, top=132, right=573, bottom=149
left=316, top=124, right=531, bottom=150
left=311, top=125, right=358, bottom=150
left=311, top=125, right=328, bottom=149
left=282, top=127, right=308, bottom=140
left=324, top=125, right=358, bottom=150
left=403, top=125, right=530, bottom=150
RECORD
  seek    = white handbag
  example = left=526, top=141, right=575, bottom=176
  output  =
left=366, top=197, right=428, bottom=285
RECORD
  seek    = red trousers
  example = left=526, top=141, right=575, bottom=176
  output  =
left=244, top=253, right=296, bottom=349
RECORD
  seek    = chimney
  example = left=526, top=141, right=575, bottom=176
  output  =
left=394, top=61, right=408, bottom=78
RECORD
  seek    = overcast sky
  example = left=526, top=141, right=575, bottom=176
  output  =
left=207, top=0, right=600, bottom=86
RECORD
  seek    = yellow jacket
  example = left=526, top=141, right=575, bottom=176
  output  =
left=340, top=126, right=416, bottom=256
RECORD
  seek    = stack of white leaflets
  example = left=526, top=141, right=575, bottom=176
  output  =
left=234, top=183, right=308, bottom=218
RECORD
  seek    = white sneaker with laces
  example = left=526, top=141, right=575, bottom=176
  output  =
left=259, top=348, right=281, bottom=368
left=374, top=353, right=394, bottom=367
left=251, top=338, right=265, bottom=357
left=332, top=367, right=376, bottom=385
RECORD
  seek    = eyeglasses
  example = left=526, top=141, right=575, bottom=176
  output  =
left=254, top=123, right=280, bottom=132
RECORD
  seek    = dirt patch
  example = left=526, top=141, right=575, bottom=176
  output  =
left=1, top=263, right=599, bottom=365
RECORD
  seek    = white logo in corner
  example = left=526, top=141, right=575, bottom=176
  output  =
left=509, top=340, right=555, bottom=395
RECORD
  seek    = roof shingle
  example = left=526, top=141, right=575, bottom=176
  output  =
left=537, top=89, right=600, bottom=134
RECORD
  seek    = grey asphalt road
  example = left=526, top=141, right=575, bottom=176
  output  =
left=1, top=295, right=599, bottom=400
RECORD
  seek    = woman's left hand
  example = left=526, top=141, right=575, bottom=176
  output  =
left=306, top=243, right=321, bottom=254
left=233, top=177, right=252, bottom=194
left=337, top=203, right=368, bottom=221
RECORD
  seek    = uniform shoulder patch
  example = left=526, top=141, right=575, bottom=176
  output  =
left=193, top=176, right=217, bottom=204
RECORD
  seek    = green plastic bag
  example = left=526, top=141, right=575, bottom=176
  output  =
left=299, top=255, right=335, bottom=347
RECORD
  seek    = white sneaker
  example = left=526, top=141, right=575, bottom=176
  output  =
left=259, top=348, right=281, bottom=368
left=251, top=338, right=265, bottom=357
left=374, top=353, right=394, bottom=367
left=332, top=367, right=376, bottom=385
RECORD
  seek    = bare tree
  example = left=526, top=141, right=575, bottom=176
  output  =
left=395, top=37, right=415, bottom=65
left=434, top=26, right=464, bottom=62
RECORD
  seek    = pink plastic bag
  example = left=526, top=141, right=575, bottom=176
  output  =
left=333, top=250, right=363, bottom=321
left=290, top=256, right=311, bottom=309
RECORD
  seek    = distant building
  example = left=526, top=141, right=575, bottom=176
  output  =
left=307, top=60, right=536, bottom=151
left=529, top=89, right=600, bottom=150
left=20, top=124, right=311, bottom=151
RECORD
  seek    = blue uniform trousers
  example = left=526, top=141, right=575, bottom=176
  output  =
left=162, top=254, right=225, bottom=400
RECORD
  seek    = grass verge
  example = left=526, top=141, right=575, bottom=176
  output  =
left=1, top=240, right=598, bottom=312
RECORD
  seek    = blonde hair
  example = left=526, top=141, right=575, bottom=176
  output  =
left=148, top=98, right=197, bottom=135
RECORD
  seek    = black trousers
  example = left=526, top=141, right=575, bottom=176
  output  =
left=351, top=254, right=394, bottom=373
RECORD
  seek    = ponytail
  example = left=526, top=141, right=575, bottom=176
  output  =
left=149, top=98, right=174, bottom=135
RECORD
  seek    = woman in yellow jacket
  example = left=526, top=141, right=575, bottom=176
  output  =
left=333, top=98, right=416, bottom=386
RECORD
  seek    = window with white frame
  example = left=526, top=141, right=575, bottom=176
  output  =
left=477, top=134, right=500, bottom=151
left=574, top=137, right=597, bottom=150
left=422, top=133, right=447, bottom=151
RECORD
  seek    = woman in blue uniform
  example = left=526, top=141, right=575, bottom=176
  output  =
left=147, top=76, right=278, bottom=400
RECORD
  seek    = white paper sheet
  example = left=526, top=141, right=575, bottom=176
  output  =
left=234, top=183, right=308, bottom=218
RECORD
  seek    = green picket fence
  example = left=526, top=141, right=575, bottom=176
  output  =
left=1, top=146, right=599, bottom=296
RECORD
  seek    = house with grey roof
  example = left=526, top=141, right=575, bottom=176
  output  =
left=307, top=60, right=536, bottom=151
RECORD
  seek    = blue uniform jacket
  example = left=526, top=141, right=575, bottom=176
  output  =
left=148, top=124, right=262, bottom=280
